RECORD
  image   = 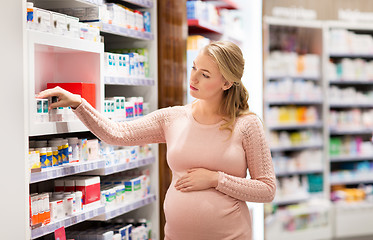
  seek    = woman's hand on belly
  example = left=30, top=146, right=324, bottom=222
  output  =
left=174, top=168, right=219, bottom=192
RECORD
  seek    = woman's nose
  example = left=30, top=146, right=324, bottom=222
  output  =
left=190, top=72, right=198, bottom=83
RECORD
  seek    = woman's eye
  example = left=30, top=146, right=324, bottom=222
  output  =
left=202, top=73, right=210, bottom=78
left=192, top=66, right=196, bottom=70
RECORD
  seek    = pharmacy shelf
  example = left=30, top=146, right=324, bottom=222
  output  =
left=329, top=80, right=373, bottom=85
left=27, top=30, right=103, bottom=54
left=330, top=103, right=373, bottom=108
left=119, top=0, right=154, bottom=8
left=329, top=129, right=373, bottom=135
left=104, top=76, right=155, bottom=86
left=330, top=177, right=373, bottom=186
left=91, top=194, right=156, bottom=221
left=330, top=155, right=373, bottom=163
left=268, top=122, right=323, bottom=130
left=31, top=204, right=105, bottom=239
left=267, top=100, right=323, bottom=106
left=267, top=76, right=320, bottom=81
left=100, top=23, right=154, bottom=40
left=33, top=0, right=103, bottom=9
left=87, top=156, right=155, bottom=175
left=187, top=19, right=223, bottom=35
left=272, top=194, right=310, bottom=206
left=30, top=159, right=105, bottom=184
left=271, top=144, right=323, bottom=152
left=330, top=53, right=373, bottom=59
left=29, top=121, right=89, bottom=136
left=276, top=169, right=323, bottom=177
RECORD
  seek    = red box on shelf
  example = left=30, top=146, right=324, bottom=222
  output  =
left=75, top=176, right=101, bottom=207
left=47, top=83, right=96, bottom=108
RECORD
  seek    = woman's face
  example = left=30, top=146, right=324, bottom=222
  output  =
left=189, top=52, right=227, bottom=102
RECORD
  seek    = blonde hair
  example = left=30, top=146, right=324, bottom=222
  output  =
left=202, top=41, right=253, bottom=132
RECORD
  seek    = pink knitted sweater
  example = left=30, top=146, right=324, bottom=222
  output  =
left=74, top=99, right=276, bottom=240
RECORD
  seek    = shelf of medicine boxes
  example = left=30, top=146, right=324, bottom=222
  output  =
left=104, top=76, right=155, bottom=86
left=30, top=159, right=105, bottom=184
left=99, top=22, right=154, bottom=41
left=30, top=155, right=155, bottom=183
left=91, top=193, right=156, bottom=221
left=27, top=29, right=103, bottom=54
left=27, top=29, right=104, bottom=136
left=31, top=204, right=106, bottom=239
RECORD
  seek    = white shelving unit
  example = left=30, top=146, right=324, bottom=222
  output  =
left=5, top=0, right=159, bottom=239
left=27, top=30, right=104, bottom=136
left=98, top=0, right=160, bottom=239
left=324, top=23, right=373, bottom=233
left=262, top=18, right=373, bottom=240
left=263, top=17, right=332, bottom=240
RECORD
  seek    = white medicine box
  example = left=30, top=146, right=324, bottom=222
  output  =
left=65, top=16, right=80, bottom=39
left=35, top=8, right=51, bottom=32
left=51, top=12, right=67, bottom=35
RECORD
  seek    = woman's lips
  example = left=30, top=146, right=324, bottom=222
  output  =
left=190, top=85, right=198, bottom=91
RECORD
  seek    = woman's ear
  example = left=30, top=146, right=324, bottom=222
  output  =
left=223, top=81, right=233, bottom=90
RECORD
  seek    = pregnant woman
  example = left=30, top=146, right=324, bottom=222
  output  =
left=38, top=41, right=276, bottom=240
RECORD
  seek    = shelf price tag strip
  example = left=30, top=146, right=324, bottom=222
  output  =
left=31, top=206, right=105, bottom=239
left=99, top=194, right=156, bottom=221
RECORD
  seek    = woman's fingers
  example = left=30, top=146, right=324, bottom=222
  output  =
left=48, top=101, right=65, bottom=110
left=37, top=87, right=62, bottom=99
left=179, top=186, right=193, bottom=192
left=175, top=176, right=191, bottom=189
left=175, top=181, right=192, bottom=190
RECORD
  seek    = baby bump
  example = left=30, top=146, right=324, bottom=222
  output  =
left=164, top=186, right=249, bottom=236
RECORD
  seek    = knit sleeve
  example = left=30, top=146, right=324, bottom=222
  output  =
left=73, top=99, right=168, bottom=146
left=215, top=115, right=276, bottom=203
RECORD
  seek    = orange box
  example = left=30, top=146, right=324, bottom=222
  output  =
left=30, top=194, right=40, bottom=226
left=47, top=82, right=96, bottom=108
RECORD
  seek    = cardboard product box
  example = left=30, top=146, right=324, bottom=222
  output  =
left=75, top=176, right=101, bottom=208
left=87, top=139, right=99, bottom=161
left=54, top=179, right=65, bottom=192
left=64, top=179, right=75, bottom=192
